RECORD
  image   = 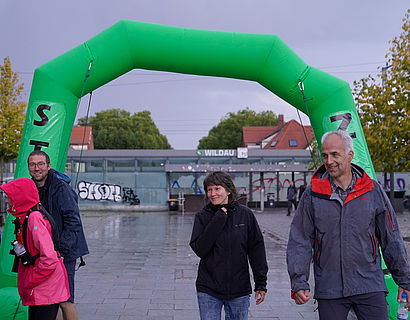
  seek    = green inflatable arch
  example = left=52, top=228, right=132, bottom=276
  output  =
left=0, top=20, right=398, bottom=318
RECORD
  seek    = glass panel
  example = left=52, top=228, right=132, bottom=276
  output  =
left=230, top=158, right=263, bottom=165
left=294, top=172, right=306, bottom=201
left=135, top=188, right=168, bottom=205
left=65, top=161, right=72, bottom=174
left=198, top=158, right=232, bottom=165
left=170, top=173, right=198, bottom=195
left=135, top=172, right=167, bottom=204
left=72, top=172, right=104, bottom=187
left=277, top=172, right=293, bottom=202
left=260, top=172, right=278, bottom=202
left=230, top=172, right=249, bottom=203
left=72, top=161, right=85, bottom=173
left=107, top=159, right=135, bottom=172
left=138, top=159, right=166, bottom=172
left=249, top=173, right=265, bottom=202
left=105, top=173, right=135, bottom=189
left=168, top=158, right=198, bottom=165
left=86, top=160, right=103, bottom=172
left=5, top=161, right=17, bottom=174
left=197, top=174, right=206, bottom=195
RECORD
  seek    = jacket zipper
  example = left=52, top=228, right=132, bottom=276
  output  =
left=226, top=217, right=232, bottom=299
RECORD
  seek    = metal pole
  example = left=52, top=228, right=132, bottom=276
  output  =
left=260, top=172, right=264, bottom=212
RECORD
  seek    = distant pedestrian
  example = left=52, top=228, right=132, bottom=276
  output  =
left=190, top=171, right=268, bottom=320
left=287, top=181, right=297, bottom=216
left=1, top=178, right=69, bottom=320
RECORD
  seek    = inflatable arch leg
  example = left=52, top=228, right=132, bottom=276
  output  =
left=0, top=20, right=397, bottom=318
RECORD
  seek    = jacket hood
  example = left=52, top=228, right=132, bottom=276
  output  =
left=51, top=169, right=71, bottom=184
left=0, top=178, right=40, bottom=218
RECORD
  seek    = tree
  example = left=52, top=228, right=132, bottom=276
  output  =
left=307, top=139, right=321, bottom=171
left=353, top=10, right=409, bottom=199
left=198, top=108, right=278, bottom=149
left=78, top=108, right=171, bottom=149
left=0, top=56, right=27, bottom=184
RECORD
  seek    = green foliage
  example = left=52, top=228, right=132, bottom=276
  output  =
left=0, top=57, right=26, bottom=182
left=353, top=10, right=409, bottom=172
left=198, top=108, right=278, bottom=149
left=78, top=108, right=171, bottom=149
left=307, top=139, right=321, bottom=171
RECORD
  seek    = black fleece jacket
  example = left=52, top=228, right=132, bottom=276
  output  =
left=190, top=201, right=268, bottom=300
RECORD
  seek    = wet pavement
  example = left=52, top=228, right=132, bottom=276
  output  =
left=74, top=207, right=410, bottom=320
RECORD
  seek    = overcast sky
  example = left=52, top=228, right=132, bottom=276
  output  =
left=1, top=1, right=408, bottom=149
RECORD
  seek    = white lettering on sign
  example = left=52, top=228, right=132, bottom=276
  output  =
left=202, top=150, right=236, bottom=157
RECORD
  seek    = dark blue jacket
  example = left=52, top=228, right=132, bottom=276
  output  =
left=47, top=170, right=89, bottom=261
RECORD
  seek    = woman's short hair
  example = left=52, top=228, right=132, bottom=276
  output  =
left=203, top=171, right=238, bottom=203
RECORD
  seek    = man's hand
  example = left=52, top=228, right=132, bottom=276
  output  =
left=254, top=290, right=266, bottom=305
left=397, top=286, right=410, bottom=309
left=294, top=290, right=311, bottom=305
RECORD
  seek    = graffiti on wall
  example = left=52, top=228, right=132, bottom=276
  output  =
left=246, top=178, right=306, bottom=194
left=171, top=176, right=305, bottom=196
left=78, top=181, right=122, bottom=202
left=381, top=178, right=406, bottom=190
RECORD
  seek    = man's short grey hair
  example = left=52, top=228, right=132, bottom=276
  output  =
left=321, top=130, right=353, bottom=155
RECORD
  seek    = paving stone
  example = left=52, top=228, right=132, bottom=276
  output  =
left=75, top=208, right=410, bottom=319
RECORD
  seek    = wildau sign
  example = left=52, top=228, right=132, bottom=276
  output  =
left=196, top=149, right=236, bottom=157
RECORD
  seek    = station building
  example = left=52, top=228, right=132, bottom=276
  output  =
left=64, top=148, right=314, bottom=209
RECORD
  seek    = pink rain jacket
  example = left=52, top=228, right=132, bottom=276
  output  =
left=0, top=178, right=69, bottom=306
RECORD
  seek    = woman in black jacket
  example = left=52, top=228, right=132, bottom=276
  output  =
left=190, top=171, right=268, bottom=320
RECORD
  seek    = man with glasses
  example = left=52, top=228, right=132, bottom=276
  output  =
left=28, top=150, right=88, bottom=320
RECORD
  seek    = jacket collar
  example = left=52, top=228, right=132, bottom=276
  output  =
left=206, top=200, right=238, bottom=212
left=311, top=163, right=374, bottom=202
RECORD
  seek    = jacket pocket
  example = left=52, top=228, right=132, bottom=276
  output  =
left=369, top=232, right=378, bottom=263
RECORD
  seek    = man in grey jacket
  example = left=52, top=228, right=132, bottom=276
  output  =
left=286, top=130, right=410, bottom=319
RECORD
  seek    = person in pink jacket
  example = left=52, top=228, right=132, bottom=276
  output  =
left=1, top=178, right=69, bottom=320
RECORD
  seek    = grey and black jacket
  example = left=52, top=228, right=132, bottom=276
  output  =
left=190, top=201, right=268, bottom=300
left=287, top=164, right=410, bottom=299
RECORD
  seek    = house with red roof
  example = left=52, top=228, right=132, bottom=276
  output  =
left=242, top=114, right=314, bottom=149
left=70, top=126, right=94, bottom=150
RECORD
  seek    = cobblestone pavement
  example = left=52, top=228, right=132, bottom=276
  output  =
left=73, top=207, right=410, bottom=319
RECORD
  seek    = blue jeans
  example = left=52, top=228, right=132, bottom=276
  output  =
left=197, top=292, right=250, bottom=320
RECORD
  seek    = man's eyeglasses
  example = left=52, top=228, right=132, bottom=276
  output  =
left=28, top=162, right=47, bottom=169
